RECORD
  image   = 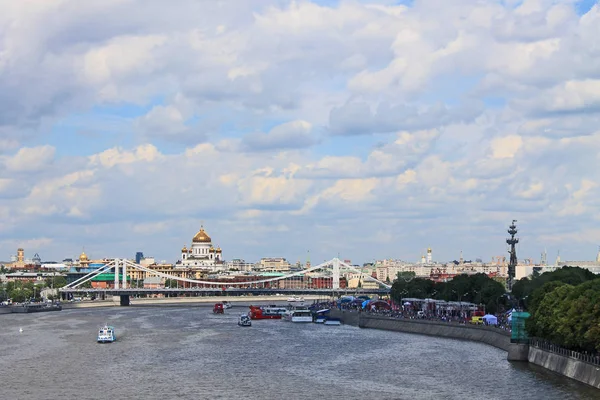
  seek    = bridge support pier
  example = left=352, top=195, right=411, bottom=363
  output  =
left=120, top=295, right=130, bottom=307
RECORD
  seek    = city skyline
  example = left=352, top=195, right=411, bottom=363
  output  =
left=4, top=222, right=599, bottom=267
left=1, top=1, right=600, bottom=265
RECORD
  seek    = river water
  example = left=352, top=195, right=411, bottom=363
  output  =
left=1, top=305, right=597, bottom=400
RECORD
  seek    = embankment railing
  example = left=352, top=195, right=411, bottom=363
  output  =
left=529, top=337, right=600, bottom=367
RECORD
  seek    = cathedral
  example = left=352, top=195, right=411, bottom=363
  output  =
left=180, top=225, right=224, bottom=269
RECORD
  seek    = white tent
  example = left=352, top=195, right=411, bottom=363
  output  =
left=483, top=314, right=498, bottom=325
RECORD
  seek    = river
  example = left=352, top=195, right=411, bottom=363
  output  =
left=1, top=305, right=597, bottom=400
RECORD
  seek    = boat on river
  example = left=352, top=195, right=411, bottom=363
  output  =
left=283, top=308, right=313, bottom=323
left=97, top=325, right=116, bottom=343
left=287, top=296, right=305, bottom=304
left=213, top=303, right=224, bottom=314
left=324, top=318, right=341, bottom=326
left=238, top=314, right=252, bottom=327
left=10, top=302, right=62, bottom=313
left=248, top=305, right=286, bottom=320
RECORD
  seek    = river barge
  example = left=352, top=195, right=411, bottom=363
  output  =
left=10, top=303, right=62, bottom=313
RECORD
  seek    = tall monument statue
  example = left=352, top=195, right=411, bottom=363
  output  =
left=506, top=220, right=519, bottom=291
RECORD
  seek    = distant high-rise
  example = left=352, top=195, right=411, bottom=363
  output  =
left=136, top=252, right=144, bottom=264
left=541, top=248, right=547, bottom=266
left=426, top=247, right=432, bottom=264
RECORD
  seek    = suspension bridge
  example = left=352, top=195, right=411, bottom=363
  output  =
left=59, top=257, right=392, bottom=305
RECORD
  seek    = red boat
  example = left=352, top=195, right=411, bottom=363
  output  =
left=248, top=305, right=286, bottom=320
left=213, top=303, right=224, bottom=314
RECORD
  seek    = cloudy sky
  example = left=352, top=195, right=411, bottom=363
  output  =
left=1, top=0, right=599, bottom=265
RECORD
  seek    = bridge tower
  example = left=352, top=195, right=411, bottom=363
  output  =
left=114, top=259, right=119, bottom=290
left=332, top=258, right=340, bottom=290
left=506, top=220, right=519, bottom=291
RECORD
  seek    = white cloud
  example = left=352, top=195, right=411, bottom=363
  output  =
left=1, top=1, right=600, bottom=264
left=2, top=146, right=55, bottom=172
left=241, top=120, right=317, bottom=151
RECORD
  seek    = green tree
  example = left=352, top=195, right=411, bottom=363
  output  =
left=45, top=276, right=67, bottom=289
left=513, top=266, right=596, bottom=308
left=526, top=278, right=600, bottom=352
left=527, top=282, right=573, bottom=342
left=9, top=287, right=32, bottom=303
left=396, top=271, right=416, bottom=282
left=165, top=279, right=179, bottom=288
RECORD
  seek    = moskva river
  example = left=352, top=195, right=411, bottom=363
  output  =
left=1, top=305, right=597, bottom=400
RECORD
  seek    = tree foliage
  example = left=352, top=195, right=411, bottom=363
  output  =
left=512, top=266, right=596, bottom=306
left=44, top=276, right=67, bottom=288
left=526, top=279, right=600, bottom=352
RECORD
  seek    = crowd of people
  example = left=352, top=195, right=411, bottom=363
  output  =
left=313, top=297, right=513, bottom=332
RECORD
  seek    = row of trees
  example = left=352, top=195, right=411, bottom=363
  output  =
left=390, top=272, right=507, bottom=314
left=519, top=267, right=600, bottom=353
left=512, top=266, right=596, bottom=307
left=0, top=276, right=67, bottom=303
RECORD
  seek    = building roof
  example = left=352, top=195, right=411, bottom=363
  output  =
left=192, top=226, right=212, bottom=243
left=91, top=273, right=131, bottom=281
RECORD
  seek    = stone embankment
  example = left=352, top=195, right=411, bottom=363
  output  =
left=329, top=310, right=600, bottom=390
left=330, top=310, right=510, bottom=350
left=528, top=345, right=600, bottom=389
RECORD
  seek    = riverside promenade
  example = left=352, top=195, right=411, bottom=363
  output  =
left=330, top=309, right=600, bottom=390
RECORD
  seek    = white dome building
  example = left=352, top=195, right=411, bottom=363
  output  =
left=180, top=225, right=223, bottom=269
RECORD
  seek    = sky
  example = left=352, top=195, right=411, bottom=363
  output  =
left=1, top=0, right=600, bottom=265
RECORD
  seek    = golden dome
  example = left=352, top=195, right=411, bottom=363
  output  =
left=216, top=247, right=222, bottom=253
left=427, top=247, right=432, bottom=252
left=182, top=245, right=187, bottom=252
left=209, top=247, right=215, bottom=252
left=80, top=252, right=88, bottom=261
left=192, top=226, right=212, bottom=243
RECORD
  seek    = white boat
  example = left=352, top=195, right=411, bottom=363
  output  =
left=238, top=314, right=252, bottom=327
left=314, top=316, right=327, bottom=324
left=324, top=318, right=341, bottom=326
left=283, top=309, right=313, bottom=323
left=287, top=296, right=305, bottom=304
left=222, top=301, right=233, bottom=310
left=97, top=325, right=116, bottom=343
left=261, top=306, right=288, bottom=317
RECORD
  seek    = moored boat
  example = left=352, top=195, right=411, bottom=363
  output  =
left=97, top=325, right=116, bottom=343
left=283, top=308, right=313, bottom=323
left=324, top=318, right=341, bottom=326
left=314, top=308, right=330, bottom=323
left=248, top=305, right=284, bottom=320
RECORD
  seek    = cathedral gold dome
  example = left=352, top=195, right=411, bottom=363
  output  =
left=192, top=226, right=212, bottom=243
left=80, top=252, right=88, bottom=261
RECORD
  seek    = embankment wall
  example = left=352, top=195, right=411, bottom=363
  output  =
left=329, top=310, right=600, bottom=390
left=528, top=347, right=600, bottom=389
left=358, top=314, right=511, bottom=351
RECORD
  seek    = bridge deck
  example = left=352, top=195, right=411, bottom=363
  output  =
left=59, top=288, right=390, bottom=296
